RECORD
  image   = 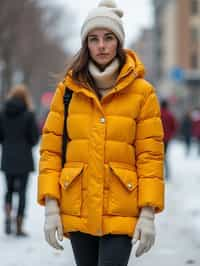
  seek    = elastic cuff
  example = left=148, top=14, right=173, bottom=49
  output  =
left=140, top=206, right=155, bottom=219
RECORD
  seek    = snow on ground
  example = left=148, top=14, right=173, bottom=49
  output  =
left=0, top=140, right=200, bottom=266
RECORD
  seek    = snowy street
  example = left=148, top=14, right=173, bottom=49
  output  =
left=0, top=140, right=200, bottom=266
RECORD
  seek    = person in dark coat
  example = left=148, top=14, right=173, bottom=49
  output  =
left=160, top=99, right=177, bottom=180
left=191, top=108, right=200, bottom=155
left=0, top=84, right=39, bottom=236
left=181, top=110, right=192, bottom=155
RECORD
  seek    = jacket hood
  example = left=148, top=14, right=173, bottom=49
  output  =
left=4, top=97, right=27, bottom=117
left=110, top=49, right=146, bottom=92
left=123, top=49, right=145, bottom=79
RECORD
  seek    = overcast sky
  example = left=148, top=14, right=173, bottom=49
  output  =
left=52, top=0, right=154, bottom=52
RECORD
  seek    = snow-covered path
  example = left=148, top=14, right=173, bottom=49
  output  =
left=0, top=140, right=200, bottom=266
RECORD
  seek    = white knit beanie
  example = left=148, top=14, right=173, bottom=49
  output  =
left=81, top=0, right=125, bottom=46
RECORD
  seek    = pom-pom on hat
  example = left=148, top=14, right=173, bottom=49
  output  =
left=81, top=0, right=125, bottom=46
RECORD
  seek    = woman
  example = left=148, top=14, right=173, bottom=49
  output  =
left=38, top=0, right=164, bottom=265
left=0, top=84, right=39, bottom=236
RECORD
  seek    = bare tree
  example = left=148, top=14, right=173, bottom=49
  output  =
left=0, top=0, right=72, bottom=103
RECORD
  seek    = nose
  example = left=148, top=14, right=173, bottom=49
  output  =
left=98, top=39, right=105, bottom=50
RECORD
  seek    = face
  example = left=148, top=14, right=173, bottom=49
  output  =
left=87, top=29, right=118, bottom=68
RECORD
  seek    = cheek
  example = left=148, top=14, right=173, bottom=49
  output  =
left=88, top=45, right=97, bottom=59
left=110, top=43, right=118, bottom=57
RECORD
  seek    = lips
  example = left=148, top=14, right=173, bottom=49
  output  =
left=97, top=53, right=108, bottom=57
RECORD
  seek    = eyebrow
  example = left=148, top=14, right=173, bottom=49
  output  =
left=88, top=34, right=98, bottom=38
left=88, top=32, right=114, bottom=38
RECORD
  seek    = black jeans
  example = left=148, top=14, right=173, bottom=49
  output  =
left=4, top=173, right=29, bottom=217
left=70, top=232, right=132, bottom=266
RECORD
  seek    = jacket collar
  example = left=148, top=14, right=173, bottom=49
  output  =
left=62, top=49, right=145, bottom=99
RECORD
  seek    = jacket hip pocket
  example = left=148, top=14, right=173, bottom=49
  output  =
left=59, top=162, right=84, bottom=216
left=108, top=162, right=139, bottom=217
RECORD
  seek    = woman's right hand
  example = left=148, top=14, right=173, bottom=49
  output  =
left=132, top=206, right=155, bottom=257
left=44, top=197, right=64, bottom=250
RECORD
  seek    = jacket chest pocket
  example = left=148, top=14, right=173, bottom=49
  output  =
left=59, top=162, right=84, bottom=216
left=108, top=162, right=139, bottom=217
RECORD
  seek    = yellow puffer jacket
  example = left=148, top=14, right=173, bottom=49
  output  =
left=38, top=49, right=164, bottom=237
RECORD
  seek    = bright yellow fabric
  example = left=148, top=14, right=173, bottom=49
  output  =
left=37, top=49, right=164, bottom=237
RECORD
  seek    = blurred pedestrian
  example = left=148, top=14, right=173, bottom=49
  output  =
left=38, top=0, right=165, bottom=264
left=160, top=99, right=177, bottom=180
left=191, top=107, right=200, bottom=155
left=0, top=84, right=39, bottom=236
left=181, top=110, right=192, bottom=155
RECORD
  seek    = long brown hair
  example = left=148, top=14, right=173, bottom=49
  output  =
left=64, top=39, right=126, bottom=95
left=7, top=84, right=34, bottom=111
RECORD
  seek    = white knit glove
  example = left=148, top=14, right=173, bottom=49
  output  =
left=44, top=197, right=64, bottom=250
left=132, top=207, right=155, bottom=257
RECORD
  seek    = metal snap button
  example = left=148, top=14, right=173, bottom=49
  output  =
left=127, top=183, right=132, bottom=190
left=100, top=117, right=106, bottom=123
left=64, top=180, right=69, bottom=188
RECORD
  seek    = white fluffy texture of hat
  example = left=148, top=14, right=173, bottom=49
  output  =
left=81, top=0, right=125, bottom=46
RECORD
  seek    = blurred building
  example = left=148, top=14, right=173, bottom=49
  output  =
left=130, top=29, right=157, bottom=84
left=153, top=0, right=200, bottom=113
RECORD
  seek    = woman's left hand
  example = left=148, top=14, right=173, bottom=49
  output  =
left=132, top=207, right=155, bottom=257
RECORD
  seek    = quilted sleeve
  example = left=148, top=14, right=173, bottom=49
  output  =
left=37, top=83, right=65, bottom=205
left=135, top=86, right=165, bottom=213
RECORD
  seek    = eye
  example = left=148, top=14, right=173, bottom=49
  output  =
left=105, top=35, right=115, bottom=41
left=88, top=37, right=98, bottom=42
